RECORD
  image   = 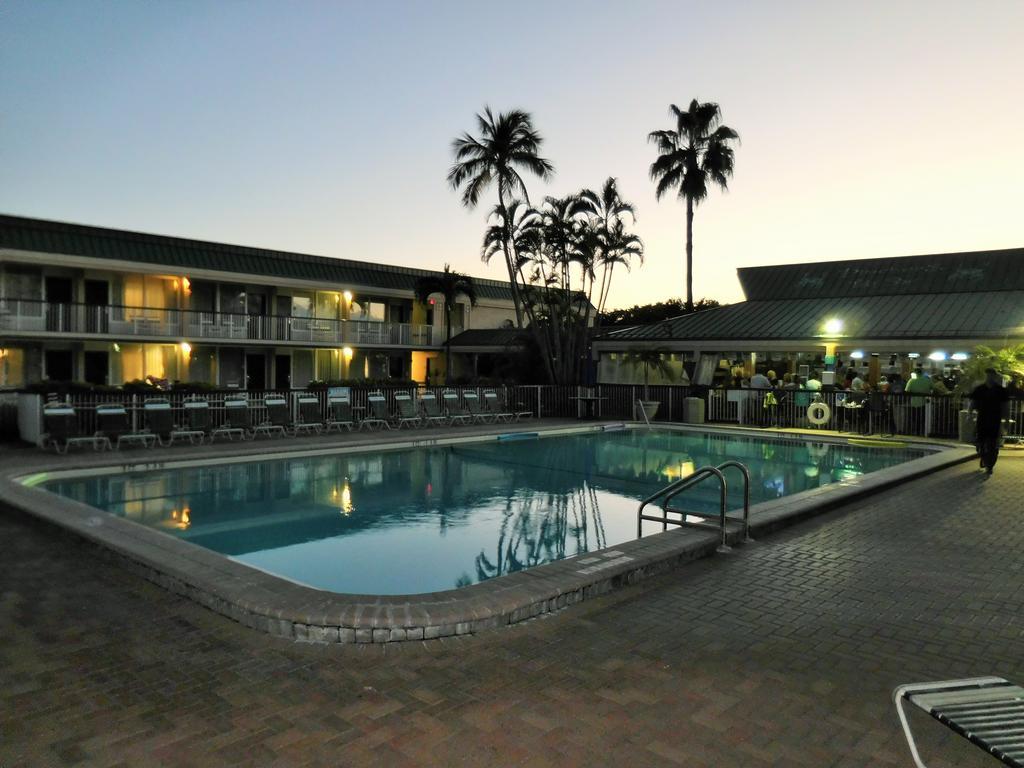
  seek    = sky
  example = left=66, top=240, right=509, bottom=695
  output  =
left=2, top=0, right=1022, bottom=308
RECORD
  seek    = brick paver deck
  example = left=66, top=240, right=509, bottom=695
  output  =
left=2, top=455, right=1021, bottom=766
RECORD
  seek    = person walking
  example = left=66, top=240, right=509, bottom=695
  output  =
left=970, top=368, right=1009, bottom=475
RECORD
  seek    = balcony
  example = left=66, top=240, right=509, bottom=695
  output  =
left=0, top=299, right=440, bottom=347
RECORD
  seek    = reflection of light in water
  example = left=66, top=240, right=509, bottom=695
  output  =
left=339, top=479, right=354, bottom=516
left=662, top=460, right=696, bottom=480
left=168, top=506, right=191, bottom=530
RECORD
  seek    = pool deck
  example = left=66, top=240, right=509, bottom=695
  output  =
left=0, top=420, right=975, bottom=646
left=2, top=443, right=1020, bottom=765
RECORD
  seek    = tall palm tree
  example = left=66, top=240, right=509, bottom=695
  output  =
left=648, top=100, right=738, bottom=312
left=448, top=107, right=554, bottom=327
left=414, top=265, right=478, bottom=385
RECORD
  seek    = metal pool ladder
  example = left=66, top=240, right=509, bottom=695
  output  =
left=636, top=461, right=753, bottom=553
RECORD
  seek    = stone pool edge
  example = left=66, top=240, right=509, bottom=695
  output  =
left=0, top=425, right=975, bottom=644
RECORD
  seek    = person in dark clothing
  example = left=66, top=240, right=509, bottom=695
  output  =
left=970, top=368, right=1009, bottom=475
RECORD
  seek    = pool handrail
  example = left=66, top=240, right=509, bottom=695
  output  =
left=636, top=460, right=752, bottom=552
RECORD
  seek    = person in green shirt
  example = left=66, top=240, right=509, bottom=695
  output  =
left=904, top=369, right=933, bottom=406
left=903, top=368, right=933, bottom=435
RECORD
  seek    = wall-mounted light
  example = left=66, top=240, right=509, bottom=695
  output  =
left=823, top=318, right=843, bottom=335
left=182, top=277, right=191, bottom=295
left=113, top=343, right=121, bottom=353
left=179, top=341, right=192, bottom=356
left=928, top=351, right=947, bottom=361
left=850, top=350, right=864, bottom=360
left=951, top=352, right=968, bottom=361
left=342, top=346, right=354, bottom=362
left=343, top=290, right=353, bottom=303
left=907, top=352, right=920, bottom=359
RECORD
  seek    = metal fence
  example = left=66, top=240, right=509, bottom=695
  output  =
left=15, top=383, right=1024, bottom=444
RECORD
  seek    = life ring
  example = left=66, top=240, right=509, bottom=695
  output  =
left=807, top=402, right=831, bottom=426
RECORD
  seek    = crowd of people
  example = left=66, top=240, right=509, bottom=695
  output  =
left=724, top=366, right=966, bottom=398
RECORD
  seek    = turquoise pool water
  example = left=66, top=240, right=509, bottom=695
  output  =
left=43, top=429, right=928, bottom=594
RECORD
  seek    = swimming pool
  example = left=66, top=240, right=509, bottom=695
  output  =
left=41, top=428, right=928, bottom=595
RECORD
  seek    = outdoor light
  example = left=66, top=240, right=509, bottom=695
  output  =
left=113, top=343, right=121, bottom=352
left=343, top=290, right=353, bottom=302
left=928, top=351, right=947, bottom=361
left=182, top=277, right=191, bottom=295
left=179, top=341, right=192, bottom=356
left=952, top=352, right=968, bottom=361
left=342, top=346, right=354, bottom=361
left=908, top=352, right=920, bottom=359
left=823, top=318, right=843, bottom=335
left=850, top=350, right=864, bottom=359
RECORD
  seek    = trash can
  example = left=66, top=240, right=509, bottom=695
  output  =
left=683, top=397, right=705, bottom=425
left=958, top=410, right=976, bottom=444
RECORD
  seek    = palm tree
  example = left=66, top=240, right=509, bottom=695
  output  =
left=648, top=100, right=739, bottom=312
left=578, top=178, right=641, bottom=321
left=448, top=107, right=554, bottom=327
left=414, top=265, right=478, bottom=385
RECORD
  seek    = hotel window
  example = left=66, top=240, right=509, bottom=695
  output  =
left=315, top=291, right=339, bottom=320
left=350, top=300, right=385, bottom=322
left=219, top=284, right=246, bottom=315
left=0, top=347, right=26, bottom=387
left=315, top=348, right=341, bottom=381
left=292, top=294, right=313, bottom=318
left=122, top=275, right=175, bottom=317
left=3, top=267, right=43, bottom=316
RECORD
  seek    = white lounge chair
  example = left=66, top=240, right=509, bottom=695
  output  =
left=895, top=676, right=1024, bottom=768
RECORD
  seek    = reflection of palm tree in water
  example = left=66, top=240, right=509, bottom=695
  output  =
left=474, top=482, right=607, bottom=582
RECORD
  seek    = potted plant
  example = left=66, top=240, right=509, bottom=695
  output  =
left=953, top=344, right=1024, bottom=443
left=626, top=349, right=674, bottom=421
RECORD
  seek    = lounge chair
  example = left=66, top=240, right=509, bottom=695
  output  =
left=171, top=398, right=210, bottom=444
left=41, top=403, right=103, bottom=453
left=463, top=391, right=493, bottom=424
left=294, top=395, right=324, bottom=435
left=499, top=390, right=533, bottom=421
left=211, top=397, right=250, bottom=441
left=393, top=393, right=422, bottom=429
left=419, top=392, right=449, bottom=427
left=483, top=390, right=513, bottom=423
left=143, top=399, right=175, bottom=446
left=97, top=404, right=155, bottom=449
left=360, top=391, right=392, bottom=431
left=253, top=395, right=291, bottom=438
left=895, top=676, right=1024, bottom=768
left=442, top=391, right=472, bottom=425
left=325, top=396, right=355, bottom=432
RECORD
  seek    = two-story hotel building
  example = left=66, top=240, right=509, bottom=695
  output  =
left=0, top=215, right=519, bottom=389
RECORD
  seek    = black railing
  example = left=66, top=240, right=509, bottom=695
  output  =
left=20, top=382, right=1024, bottom=444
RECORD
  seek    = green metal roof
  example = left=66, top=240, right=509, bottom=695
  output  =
left=739, top=248, right=1024, bottom=300
left=0, top=214, right=516, bottom=301
left=603, top=292, right=1024, bottom=342
left=604, top=248, right=1024, bottom=344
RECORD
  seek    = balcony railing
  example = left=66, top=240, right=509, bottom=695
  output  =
left=0, top=299, right=440, bottom=347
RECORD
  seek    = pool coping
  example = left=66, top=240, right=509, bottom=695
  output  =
left=0, top=421, right=975, bottom=643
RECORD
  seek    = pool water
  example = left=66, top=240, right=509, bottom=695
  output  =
left=43, top=429, right=927, bottom=594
